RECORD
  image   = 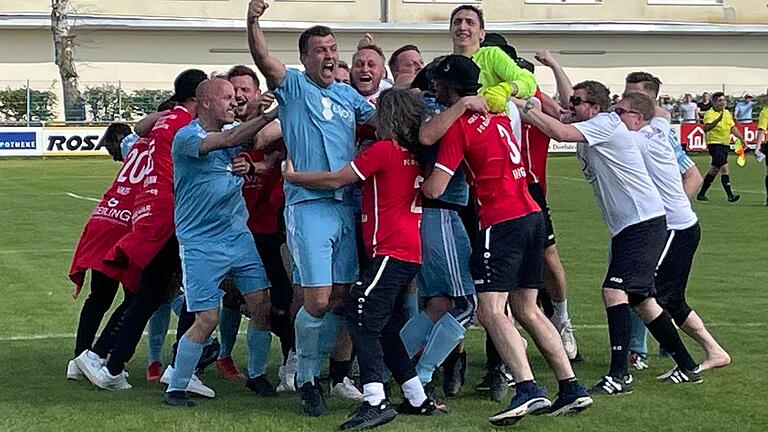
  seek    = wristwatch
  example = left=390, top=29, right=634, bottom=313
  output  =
left=522, top=99, right=536, bottom=114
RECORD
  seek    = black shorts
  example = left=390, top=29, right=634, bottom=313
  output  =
left=708, top=144, right=729, bottom=168
left=527, top=182, right=556, bottom=247
left=602, top=216, right=667, bottom=297
left=762, top=144, right=768, bottom=167
left=654, top=223, right=700, bottom=309
left=471, top=212, right=545, bottom=293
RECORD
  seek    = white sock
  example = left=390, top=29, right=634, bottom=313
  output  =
left=552, top=299, right=569, bottom=324
left=401, top=376, right=427, bottom=406
left=363, top=382, right=385, bottom=405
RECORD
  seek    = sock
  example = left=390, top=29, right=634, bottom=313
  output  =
left=316, top=313, right=344, bottom=378
left=699, top=173, right=715, bottom=196
left=557, top=377, right=579, bottom=394
left=645, top=310, right=698, bottom=371
left=329, top=359, right=351, bottom=386
left=515, top=379, right=537, bottom=394
left=721, top=174, right=734, bottom=198
left=147, top=303, right=172, bottom=363
left=416, top=313, right=465, bottom=385
left=218, top=306, right=241, bottom=358
left=170, top=294, right=184, bottom=316
left=551, top=299, right=569, bottom=325
left=606, top=303, right=631, bottom=378
left=628, top=310, right=648, bottom=356
left=246, top=324, right=272, bottom=378
left=485, top=330, right=502, bottom=370
left=399, top=311, right=435, bottom=358
left=363, top=382, right=385, bottom=406
left=403, top=292, right=420, bottom=321
left=294, top=307, right=323, bottom=387
left=401, top=376, right=427, bottom=406
left=168, top=336, right=204, bottom=392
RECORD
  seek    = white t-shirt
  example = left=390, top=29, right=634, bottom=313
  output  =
left=573, top=112, right=666, bottom=237
left=507, top=101, right=522, bottom=143
left=632, top=117, right=698, bottom=231
left=679, top=102, right=697, bottom=122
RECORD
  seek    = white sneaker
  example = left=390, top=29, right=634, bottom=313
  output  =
left=277, top=350, right=297, bottom=392
left=331, top=376, right=364, bottom=401
left=74, top=350, right=107, bottom=387
left=556, top=319, right=579, bottom=361
left=67, top=359, right=84, bottom=381
left=160, top=365, right=216, bottom=398
left=97, top=366, right=132, bottom=390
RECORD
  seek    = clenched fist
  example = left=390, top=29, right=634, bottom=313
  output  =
left=248, top=0, right=269, bottom=23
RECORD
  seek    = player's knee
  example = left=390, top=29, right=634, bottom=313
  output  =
left=426, top=296, right=452, bottom=319
left=476, top=302, right=502, bottom=329
left=194, top=309, right=220, bottom=333
left=305, top=296, right=330, bottom=317
left=449, top=294, right=476, bottom=327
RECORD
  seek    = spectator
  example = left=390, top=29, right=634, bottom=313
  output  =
left=734, top=94, right=755, bottom=123
left=678, top=94, right=698, bottom=123
left=697, top=92, right=712, bottom=117
left=659, top=96, right=674, bottom=115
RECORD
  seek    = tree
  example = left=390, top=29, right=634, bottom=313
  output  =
left=127, top=89, right=173, bottom=118
left=0, top=87, right=58, bottom=123
left=83, top=84, right=128, bottom=122
left=51, top=0, right=85, bottom=121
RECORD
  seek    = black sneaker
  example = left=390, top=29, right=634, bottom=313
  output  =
left=196, top=337, right=220, bottom=373
left=442, top=351, right=466, bottom=397
left=164, top=390, right=196, bottom=407
left=728, top=194, right=741, bottom=203
left=246, top=374, right=277, bottom=397
left=657, top=366, right=703, bottom=384
left=299, top=382, right=328, bottom=417
left=590, top=374, right=633, bottom=395
left=696, top=194, right=709, bottom=201
left=395, top=398, right=437, bottom=415
left=339, top=401, right=398, bottom=430
left=424, top=382, right=450, bottom=413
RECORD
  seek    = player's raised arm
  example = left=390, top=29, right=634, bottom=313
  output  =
left=247, top=0, right=287, bottom=89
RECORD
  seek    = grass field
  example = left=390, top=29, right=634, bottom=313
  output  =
left=0, top=155, right=766, bottom=432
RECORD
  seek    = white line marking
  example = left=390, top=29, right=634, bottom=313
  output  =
left=66, top=192, right=100, bottom=202
left=0, top=249, right=71, bottom=254
left=549, top=175, right=585, bottom=182
left=1, top=322, right=764, bottom=342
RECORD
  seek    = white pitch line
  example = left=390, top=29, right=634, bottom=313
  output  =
left=1, top=322, right=764, bottom=342
left=66, top=192, right=100, bottom=202
left=0, top=249, right=71, bottom=254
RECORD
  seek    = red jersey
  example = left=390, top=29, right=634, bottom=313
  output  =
left=241, top=147, right=285, bottom=235
left=69, top=138, right=151, bottom=295
left=435, top=112, right=540, bottom=230
left=521, top=87, right=551, bottom=194
left=350, top=139, right=422, bottom=264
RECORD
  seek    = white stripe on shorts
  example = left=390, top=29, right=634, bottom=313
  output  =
left=440, top=209, right=461, bottom=297
left=655, top=230, right=676, bottom=270
left=364, top=256, right=390, bottom=297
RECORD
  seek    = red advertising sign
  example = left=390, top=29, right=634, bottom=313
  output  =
left=680, top=122, right=759, bottom=152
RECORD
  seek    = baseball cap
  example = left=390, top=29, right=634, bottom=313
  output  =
left=430, top=55, right=481, bottom=94
left=169, top=69, right=208, bottom=102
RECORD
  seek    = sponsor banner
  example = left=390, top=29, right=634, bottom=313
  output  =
left=0, top=127, right=43, bottom=156
left=42, top=127, right=108, bottom=156
left=679, top=122, right=758, bottom=152
left=548, top=140, right=577, bottom=153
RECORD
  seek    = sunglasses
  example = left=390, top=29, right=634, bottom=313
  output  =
left=569, top=95, right=598, bottom=107
left=613, top=107, right=643, bottom=116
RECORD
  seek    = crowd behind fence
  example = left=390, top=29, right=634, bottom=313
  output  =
left=0, top=79, right=765, bottom=125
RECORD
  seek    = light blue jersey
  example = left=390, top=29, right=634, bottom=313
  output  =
left=172, top=119, right=249, bottom=244
left=421, top=95, right=469, bottom=207
left=668, top=129, right=695, bottom=174
left=274, top=68, right=375, bottom=205
left=119, top=132, right=139, bottom=160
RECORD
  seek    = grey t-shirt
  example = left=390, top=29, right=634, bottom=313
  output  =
left=573, top=112, right=666, bottom=237
left=679, top=102, right=697, bottom=122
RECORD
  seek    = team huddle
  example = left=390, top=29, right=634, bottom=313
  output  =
left=64, top=1, right=733, bottom=430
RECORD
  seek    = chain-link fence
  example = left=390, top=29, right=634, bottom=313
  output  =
left=0, top=80, right=173, bottom=126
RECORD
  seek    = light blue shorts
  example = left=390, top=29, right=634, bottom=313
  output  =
left=416, top=208, right=475, bottom=298
left=285, top=199, right=359, bottom=287
left=180, top=231, right=270, bottom=312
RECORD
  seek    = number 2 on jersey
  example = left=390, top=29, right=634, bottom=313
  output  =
left=116, top=146, right=152, bottom=185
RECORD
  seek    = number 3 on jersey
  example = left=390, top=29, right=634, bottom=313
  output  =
left=497, top=123, right=522, bottom=164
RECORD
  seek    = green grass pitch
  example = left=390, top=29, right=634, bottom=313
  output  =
left=0, top=155, right=766, bottom=431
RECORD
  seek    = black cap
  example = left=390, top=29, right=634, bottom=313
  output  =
left=169, top=69, right=208, bottom=102
left=431, top=55, right=481, bottom=94
left=481, top=32, right=517, bottom=61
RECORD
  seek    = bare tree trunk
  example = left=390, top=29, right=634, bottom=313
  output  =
left=51, top=0, right=84, bottom=121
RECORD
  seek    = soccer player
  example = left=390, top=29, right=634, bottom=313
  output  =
left=75, top=69, right=209, bottom=391
left=388, top=44, right=424, bottom=83
left=163, top=78, right=277, bottom=407
left=402, top=59, right=484, bottom=401
left=755, top=104, right=768, bottom=205
left=514, top=80, right=704, bottom=395
left=616, top=93, right=731, bottom=375
left=422, top=55, right=592, bottom=426
left=697, top=91, right=747, bottom=203
left=283, top=88, right=435, bottom=430
left=247, top=0, right=376, bottom=416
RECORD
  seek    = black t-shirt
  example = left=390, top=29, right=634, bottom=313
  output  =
left=697, top=101, right=712, bottom=112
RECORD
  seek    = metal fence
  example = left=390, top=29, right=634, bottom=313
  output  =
left=0, top=79, right=765, bottom=125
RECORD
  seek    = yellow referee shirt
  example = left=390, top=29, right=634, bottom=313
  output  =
left=703, top=108, right=734, bottom=145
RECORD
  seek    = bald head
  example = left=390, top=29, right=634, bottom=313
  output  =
left=196, top=78, right=237, bottom=128
left=195, top=78, right=233, bottom=102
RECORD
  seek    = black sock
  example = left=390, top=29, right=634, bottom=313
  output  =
left=721, top=174, right=734, bottom=198
left=485, top=330, right=502, bottom=371
left=557, top=377, right=579, bottom=394
left=699, top=173, right=715, bottom=196
left=606, top=304, right=631, bottom=378
left=516, top=379, right=537, bottom=393
left=645, top=310, right=697, bottom=371
left=329, top=359, right=351, bottom=386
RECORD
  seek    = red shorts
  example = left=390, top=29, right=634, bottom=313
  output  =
left=69, top=218, right=142, bottom=296
left=104, top=196, right=175, bottom=272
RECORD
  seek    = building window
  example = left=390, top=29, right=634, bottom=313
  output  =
left=525, top=0, right=601, bottom=4
left=647, top=0, right=723, bottom=4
